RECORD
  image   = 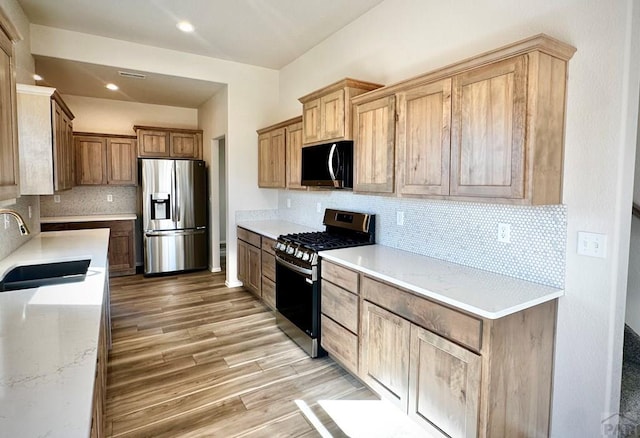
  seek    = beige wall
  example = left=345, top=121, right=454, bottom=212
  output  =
left=63, top=94, right=198, bottom=135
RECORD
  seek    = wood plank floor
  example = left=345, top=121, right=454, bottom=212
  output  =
left=106, top=268, right=378, bottom=437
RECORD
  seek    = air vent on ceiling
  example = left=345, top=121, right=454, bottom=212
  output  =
left=118, top=71, right=146, bottom=79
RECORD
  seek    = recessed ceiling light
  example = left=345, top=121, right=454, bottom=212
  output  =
left=105, top=83, right=119, bottom=91
left=33, top=74, right=42, bottom=81
left=177, top=21, right=194, bottom=33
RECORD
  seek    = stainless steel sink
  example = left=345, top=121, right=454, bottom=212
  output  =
left=0, top=258, right=92, bottom=292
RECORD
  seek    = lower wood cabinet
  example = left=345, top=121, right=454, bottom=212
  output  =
left=41, top=220, right=136, bottom=276
left=261, top=237, right=276, bottom=309
left=320, top=260, right=557, bottom=437
left=408, top=324, right=481, bottom=438
left=237, top=227, right=262, bottom=297
left=360, top=301, right=411, bottom=411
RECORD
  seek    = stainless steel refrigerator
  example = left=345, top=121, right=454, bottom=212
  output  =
left=141, top=159, right=208, bottom=275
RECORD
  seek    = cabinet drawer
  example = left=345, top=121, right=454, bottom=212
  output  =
left=237, top=227, right=261, bottom=247
left=321, top=280, right=358, bottom=333
left=262, top=252, right=275, bottom=282
left=321, top=315, right=358, bottom=373
left=262, top=276, right=276, bottom=310
left=361, top=276, right=483, bottom=352
left=261, top=237, right=276, bottom=255
left=321, top=260, right=358, bottom=293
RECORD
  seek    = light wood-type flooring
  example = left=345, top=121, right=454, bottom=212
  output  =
left=105, top=268, right=378, bottom=437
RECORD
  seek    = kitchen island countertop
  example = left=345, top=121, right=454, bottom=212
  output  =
left=237, top=219, right=319, bottom=240
left=319, top=245, right=563, bottom=320
left=0, top=229, right=110, bottom=437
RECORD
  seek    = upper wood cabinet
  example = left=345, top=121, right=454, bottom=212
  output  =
left=258, top=127, right=285, bottom=188
left=74, top=133, right=137, bottom=186
left=17, top=84, right=75, bottom=195
left=134, top=125, right=203, bottom=159
left=450, top=55, right=527, bottom=199
left=352, top=34, right=576, bottom=205
left=299, top=78, right=382, bottom=145
left=285, top=120, right=304, bottom=189
left=353, top=95, right=396, bottom=193
left=0, top=10, right=20, bottom=201
left=257, top=116, right=304, bottom=189
left=396, top=79, right=452, bottom=196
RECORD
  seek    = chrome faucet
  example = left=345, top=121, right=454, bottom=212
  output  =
left=0, top=209, right=30, bottom=235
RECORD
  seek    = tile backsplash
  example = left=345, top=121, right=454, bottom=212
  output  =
left=270, top=190, right=566, bottom=288
left=40, top=186, right=137, bottom=217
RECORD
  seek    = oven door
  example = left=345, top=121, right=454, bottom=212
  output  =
left=275, top=255, right=323, bottom=357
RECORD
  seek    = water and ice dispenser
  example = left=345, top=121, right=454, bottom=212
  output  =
left=150, top=193, right=171, bottom=220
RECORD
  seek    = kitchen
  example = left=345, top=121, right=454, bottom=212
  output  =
left=0, top=1, right=638, bottom=437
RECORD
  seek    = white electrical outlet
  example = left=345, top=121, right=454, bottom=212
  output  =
left=497, top=223, right=511, bottom=243
left=3, top=215, right=10, bottom=230
left=53, top=195, right=60, bottom=203
left=28, top=205, right=32, bottom=219
left=107, top=194, right=113, bottom=202
left=577, top=231, right=607, bottom=258
left=396, top=211, right=405, bottom=226
left=286, top=198, right=291, bottom=208
left=316, top=202, right=321, bottom=213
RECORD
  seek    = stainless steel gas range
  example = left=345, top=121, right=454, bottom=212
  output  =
left=274, top=209, right=375, bottom=357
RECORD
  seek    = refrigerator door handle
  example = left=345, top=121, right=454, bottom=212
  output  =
left=171, top=161, right=181, bottom=224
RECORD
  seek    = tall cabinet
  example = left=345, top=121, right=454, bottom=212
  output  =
left=0, top=10, right=20, bottom=201
left=16, top=84, right=75, bottom=194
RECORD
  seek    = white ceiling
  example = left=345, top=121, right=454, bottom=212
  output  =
left=17, top=0, right=385, bottom=108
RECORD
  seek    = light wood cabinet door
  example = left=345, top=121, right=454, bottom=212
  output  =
left=320, top=89, right=345, bottom=141
left=137, top=129, right=170, bottom=157
left=302, top=98, right=321, bottom=144
left=52, top=99, right=74, bottom=191
left=107, top=138, right=137, bottom=185
left=237, top=236, right=261, bottom=297
left=360, top=300, right=411, bottom=411
left=0, top=24, right=18, bottom=201
left=170, top=131, right=200, bottom=159
left=397, top=79, right=452, bottom=196
left=75, top=136, right=107, bottom=185
left=237, top=239, right=248, bottom=284
left=258, top=128, right=286, bottom=188
left=451, top=55, right=527, bottom=199
left=408, top=325, right=481, bottom=438
left=354, top=95, right=396, bottom=193
left=286, top=121, right=304, bottom=189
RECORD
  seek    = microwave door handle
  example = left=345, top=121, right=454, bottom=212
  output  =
left=328, top=143, right=338, bottom=183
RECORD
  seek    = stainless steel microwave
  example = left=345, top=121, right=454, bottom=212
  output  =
left=301, top=140, right=353, bottom=189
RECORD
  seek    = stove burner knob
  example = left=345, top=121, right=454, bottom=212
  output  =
left=295, top=250, right=304, bottom=258
left=302, top=252, right=310, bottom=261
left=286, top=245, right=295, bottom=255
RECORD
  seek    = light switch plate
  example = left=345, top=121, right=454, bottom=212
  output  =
left=577, top=231, right=607, bottom=258
left=396, top=211, right=405, bottom=226
left=53, top=195, right=60, bottom=203
left=107, top=194, right=113, bottom=202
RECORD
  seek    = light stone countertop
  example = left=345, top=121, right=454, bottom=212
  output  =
left=40, top=214, right=137, bottom=223
left=237, top=219, right=319, bottom=240
left=319, top=245, right=563, bottom=320
left=0, top=229, right=110, bottom=437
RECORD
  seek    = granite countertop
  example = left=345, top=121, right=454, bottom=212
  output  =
left=237, top=219, right=319, bottom=240
left=319, top=245, right=564, bottom=320
left=40, top=214, right=137, bottom=223
left=0, top=229, right=110, bottom=437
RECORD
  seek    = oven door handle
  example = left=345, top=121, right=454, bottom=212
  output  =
left=275, top=255, right=313, bottom=278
